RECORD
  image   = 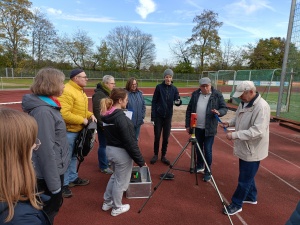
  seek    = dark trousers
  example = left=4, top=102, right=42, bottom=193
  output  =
left=195, top=128, right=215, bottom=173
left=153, top=116, right=172, bottom=156
left=231, top=159, right=260, bottom=208
left=97, top=128, right=109, bottom=170
left=37, top=174, right=64, bottom=225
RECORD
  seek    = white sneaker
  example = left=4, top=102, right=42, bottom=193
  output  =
left=196, top=167, right=204, bottom=173
left=243, top=200, right=257, bottom=204
left=102, top=201, right=113, bottom=211
left=111, top=204, right=130, bottom=216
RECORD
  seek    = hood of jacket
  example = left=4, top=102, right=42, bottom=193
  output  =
left=102, top=109, right=125, bottom=124
left=22, top=94, right=60, bottom=113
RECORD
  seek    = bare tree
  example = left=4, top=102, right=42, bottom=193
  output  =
left=56, top=29, right=94, bottom=69
left=31, top=10, right=57, bottom=65
left=129, top=28, right=155, bottom=70
left=187, top=9, right=223, bottom=72
left=0, top=0, right=33, bottom=67
left=106, top=26, right=132, bottom=70
left=208, top=40, right=245, bottom=70
left=169, top=39, right=192, bottom=64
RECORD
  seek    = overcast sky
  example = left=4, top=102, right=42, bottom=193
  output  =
left=29, top=0, right=292, bottom=63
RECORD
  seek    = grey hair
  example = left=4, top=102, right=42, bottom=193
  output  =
left=102, top=75, right=114, bottom=84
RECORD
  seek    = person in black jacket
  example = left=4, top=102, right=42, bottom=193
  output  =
left=0, top=108, right=51, bottom=225
left=92, top=75, right=115, bottom=174
left=185, top=77, right=228, bottom=182
left=150, top=69, right=182, bottom=165
left=100, top=88, right=145, bottom=217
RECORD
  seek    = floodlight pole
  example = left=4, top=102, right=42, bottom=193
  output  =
left=276, top=0, right=296, bottom=117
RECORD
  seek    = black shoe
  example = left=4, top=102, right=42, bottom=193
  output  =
left=223, top=204, right=242, bottom=215
left=62, top=186, right=73, bottom=198
left=161, top=156, right=170, bottom=165
left=69, top=177, right=90, bottom=187
left=150, top=155, right=158, bottom=164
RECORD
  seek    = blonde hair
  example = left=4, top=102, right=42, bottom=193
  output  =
left=0, top=108, right=41, bottom=222
left=100, top=88, right=128, bottom=115
left=30, top=67, right=65, bottom=96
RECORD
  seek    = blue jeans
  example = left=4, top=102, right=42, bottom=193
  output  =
left=195, top=128, right=215, bottom=173
left=134, top=125, right=141, bottom=140
left=153, top=117, right=172, bottom=156
left=231, top=159, right=260, bottom=208
left=63, top=132, right=79, bottom=186
left=97, top=128, right=109, bottom=170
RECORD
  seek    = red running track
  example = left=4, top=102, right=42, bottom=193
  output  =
left=0, top=88, right=299, bottom=225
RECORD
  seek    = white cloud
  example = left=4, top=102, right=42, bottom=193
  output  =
left=47, top=7, right=62, bottom=15
left=227, top=0, right=274, bottom=15
left=136, top=0, right=156, bottom=19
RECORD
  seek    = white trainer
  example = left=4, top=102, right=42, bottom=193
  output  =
left=111, top=204, right=130, bottom=216
left=243, top=200, right=257, bottom=204
left=102, top=201, right=113, bottom=211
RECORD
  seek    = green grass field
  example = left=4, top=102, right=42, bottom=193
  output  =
left=0, top=77, right=200, bottom=89
left=1, top=77, right=298, bottom=122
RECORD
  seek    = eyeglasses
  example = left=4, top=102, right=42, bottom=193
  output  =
left=33, top=138, right=41, bottom=151
left=132, top=83, right=137, bottom=86
left=77, top=76, right=88, bottom=79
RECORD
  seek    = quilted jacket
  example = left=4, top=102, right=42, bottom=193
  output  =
left=58, top=80, right=93, bottom=132
left=102, top=109, right=145, bottom=167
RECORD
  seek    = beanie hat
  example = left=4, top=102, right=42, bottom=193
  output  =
left=163, top=69, right=174, bottom=78
left=70, top=68, right=84, bottom=79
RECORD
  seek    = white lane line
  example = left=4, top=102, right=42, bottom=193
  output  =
left=260, top=165, right=300, bottom=194
left=216, top=135, right=300, bottom=169
left=268, top=151, right=300, bottom=169
left=270, top=131, right=300, bottom=145
left=0, top=101, right=21, bottom=105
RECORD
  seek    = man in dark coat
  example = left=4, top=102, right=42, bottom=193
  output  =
left=150, top=69, right=182, bottom=165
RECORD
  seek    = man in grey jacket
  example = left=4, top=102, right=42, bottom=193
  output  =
left=220, top=80, right=270, bottom=216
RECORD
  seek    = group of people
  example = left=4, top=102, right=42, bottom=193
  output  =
left=0, top=66, right=278, bottom=224
left=0, top=67, right=148, bottom=224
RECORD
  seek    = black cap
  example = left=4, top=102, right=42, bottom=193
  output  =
left=70, top=68, right=84, bottom=78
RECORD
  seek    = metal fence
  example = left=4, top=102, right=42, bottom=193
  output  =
left=1, top=67, right=299, bottom=122
left=0, top=68, right=201, bottom=81
left=204, top=69, right=300, bottom=122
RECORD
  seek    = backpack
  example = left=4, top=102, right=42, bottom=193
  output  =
left=74, top=120, right=97, bottom=172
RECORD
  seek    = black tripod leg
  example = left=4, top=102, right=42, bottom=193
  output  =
left=194, top=141, right=234, bottom=225
left=194, top=144, right=198, bottom=185
left=138, top=141, right=191, bottom=213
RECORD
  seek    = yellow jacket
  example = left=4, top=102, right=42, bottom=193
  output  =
left=58, top=80, right=93, bottom=132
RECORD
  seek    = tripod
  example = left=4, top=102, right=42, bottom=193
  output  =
left=138, top=128, right=234, bottom=225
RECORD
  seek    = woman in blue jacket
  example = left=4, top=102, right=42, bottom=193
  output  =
left=125, top=77, right=146, bottom=140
